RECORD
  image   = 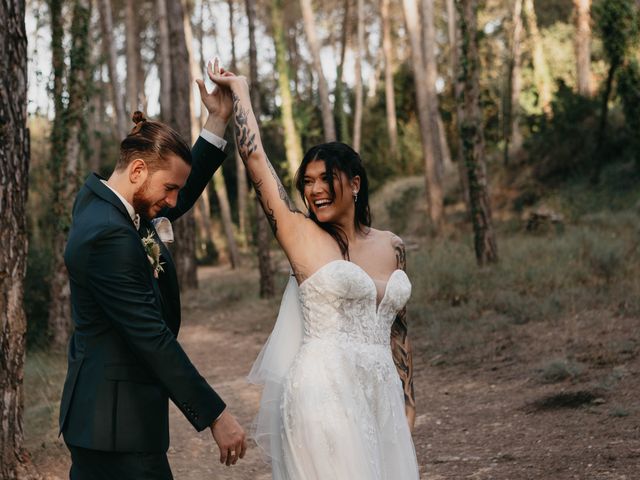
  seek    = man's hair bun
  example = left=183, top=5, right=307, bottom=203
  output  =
left=132, top=111, right=147, bottom=124
left=130, top=111, right=147, bottom=134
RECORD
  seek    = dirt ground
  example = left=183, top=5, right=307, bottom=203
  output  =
left=26, top=265, right=639, bottom=479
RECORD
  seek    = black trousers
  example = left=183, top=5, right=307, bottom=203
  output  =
left=67, top=444, right=173, bottom=480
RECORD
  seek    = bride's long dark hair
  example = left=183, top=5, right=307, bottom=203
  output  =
left=295, top=142, right=371, bottom=259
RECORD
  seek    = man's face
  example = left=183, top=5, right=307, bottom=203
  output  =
left=132, top=154, right=191, bottom=219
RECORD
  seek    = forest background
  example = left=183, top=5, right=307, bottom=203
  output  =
left=1, top=0, right=639, bottom=478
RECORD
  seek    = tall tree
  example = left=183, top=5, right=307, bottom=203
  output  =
left=421, top=0, right=452, bottom=175
left=504, top=0, right=524, bottom=164
left=334, top=0, right=350, bottom=143
left=97, top=0, right=128, bottom=138
left=187, top=0, right=240, bottom=267
left=272, top=0, right=303, bottom=182
left=125, top=0, right=142, bottom=113
left=48, top=0, right=93, bottom=347
left=380, top=0, right=398, bottom=158
left=352, top=0, right=365, bottom=151
left=402, top=0, right=444, bottom=229
left=246, top=0, right=275, bottom=297
left=456, top=0, right=498, bottom=265
left=446, top=0, right=471, bottom=213
left=0, top=1, right=40, bottom=477
left=574, top=0, right=592, bottom=96
left=300, top=0, right=336, bottom=141
left=156, top=0, right=172, bottom=122
left=166, top=0, right=198, bottom=288
left=523, top=0, right=552, bottom=114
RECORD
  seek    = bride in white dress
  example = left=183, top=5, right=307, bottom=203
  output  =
left=211, top=68, right=419, bottom=479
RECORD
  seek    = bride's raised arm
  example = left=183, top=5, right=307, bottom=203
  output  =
left=210, top=70, right=309, bottom=257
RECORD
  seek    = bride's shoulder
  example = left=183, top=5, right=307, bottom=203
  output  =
left=366, top=229, right=406, bottom=269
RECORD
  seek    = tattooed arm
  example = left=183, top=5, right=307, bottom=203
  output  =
left=390, top=234, right=416, bottom=432
left=209, top=73, right=310, bottom=258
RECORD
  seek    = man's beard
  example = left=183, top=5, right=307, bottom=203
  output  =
left=132, top=178, right=157, bottom=220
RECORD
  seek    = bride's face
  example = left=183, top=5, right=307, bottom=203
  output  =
left=302, top=160, right=359, bottom=224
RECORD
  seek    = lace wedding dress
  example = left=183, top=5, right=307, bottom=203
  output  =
left=249, top=260, right=420, bottom=480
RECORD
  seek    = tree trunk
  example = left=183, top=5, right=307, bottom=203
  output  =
left=156, top=0, right=172, bottom=122
left=422, top=0, right=452, bottom=175
left=457, top=0, right=498, bottom=265
left=272, top=0, right=303, bottom=181
left=213, top=172, right=241, bottom=268
left=227, top=0, right=250, bottom=248
left=402, top=0, right=444, bottom=229
left=504, top=0, right=524, bottom=164
left=167, top=0, right=198, bottom=289
left=0, top=1, right=40, bottom=477
left=48, top=0, right=93, bottom=349
left=334, top=0, right=350, bottom=143
left=125, top=0, right=141, bottom=113
left=246, top=0, right=275, bottom=297
left=97, top=0, right=128, bottom=138
left=380, top=0, right=398, bottom=158
left=300, top=0, right=336, bottom=141
left=574, top=0, right=592, bottom=96
left=446, top=0, right=471, bottom=214
left=352, top=0, right=365, bottom=152
left=523, top=0, right=552, bottom=114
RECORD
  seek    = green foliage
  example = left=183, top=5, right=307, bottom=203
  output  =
left=593, top=0, right=639, bottom=67
left=616, top=60, right=640, bottom=162
left=525, top=81, right=602, bottom=180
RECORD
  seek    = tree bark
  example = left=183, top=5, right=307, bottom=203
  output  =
left=300, top=0, right=336, bottom=141
left=380, top=0, right=399, bottom=158
left=446, top=0, right=471, bottom=214
left=125, top=0, right=141, bottom=113
left=334, top=0, right=350, bottom=143
left=402, top=0, right=444, bottom=229
left=352, top=0, right=365, bottom=152
left=422, top=0, right=452, bottom=176
left=574, top=0, right=592, bottom=96
left=167, top=0, right=198, bottom=289
left=272, top=0, right=303, bottom=181
left=48, top=0, right=93, bottom=349
left=457, top=0, right=498, bottom=265
left=523, top=0, right=552, bottom=114
left=0, top=1, right=40, bottom=477
left=156, top=0, right=172, bottom=122
left=504, top=0, right=524, bottom=164
left=246, top=0, right=275, bottom=298
left=97, top=0, right=128, bottom=138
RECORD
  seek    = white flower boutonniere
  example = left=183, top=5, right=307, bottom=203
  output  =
left=141, top=230, right=164, bottom=278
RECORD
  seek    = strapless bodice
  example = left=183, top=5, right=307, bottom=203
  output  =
left=298, top=260, right=412, bottom=345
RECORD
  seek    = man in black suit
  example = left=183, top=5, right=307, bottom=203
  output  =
left=59, top=63, right=246, bottom=479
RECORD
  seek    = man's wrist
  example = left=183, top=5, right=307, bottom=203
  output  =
left=203, top=114, right=228, bottom=138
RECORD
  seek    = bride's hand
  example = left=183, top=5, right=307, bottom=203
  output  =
left=207, top=65, right=250, bottom=100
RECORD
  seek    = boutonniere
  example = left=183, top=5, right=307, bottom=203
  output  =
left=141, top=230, right=164, bottom=278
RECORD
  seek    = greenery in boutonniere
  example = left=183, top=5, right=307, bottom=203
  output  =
left=141, top=230, right=164, bottom=278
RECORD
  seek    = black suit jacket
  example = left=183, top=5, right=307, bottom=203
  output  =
left=59, top=137, right=226, bottom=453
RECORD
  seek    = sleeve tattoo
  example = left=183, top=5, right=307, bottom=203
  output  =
left=232, top=92, right=300, bottom=236
left=390, top=238, right=415, bottom=413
